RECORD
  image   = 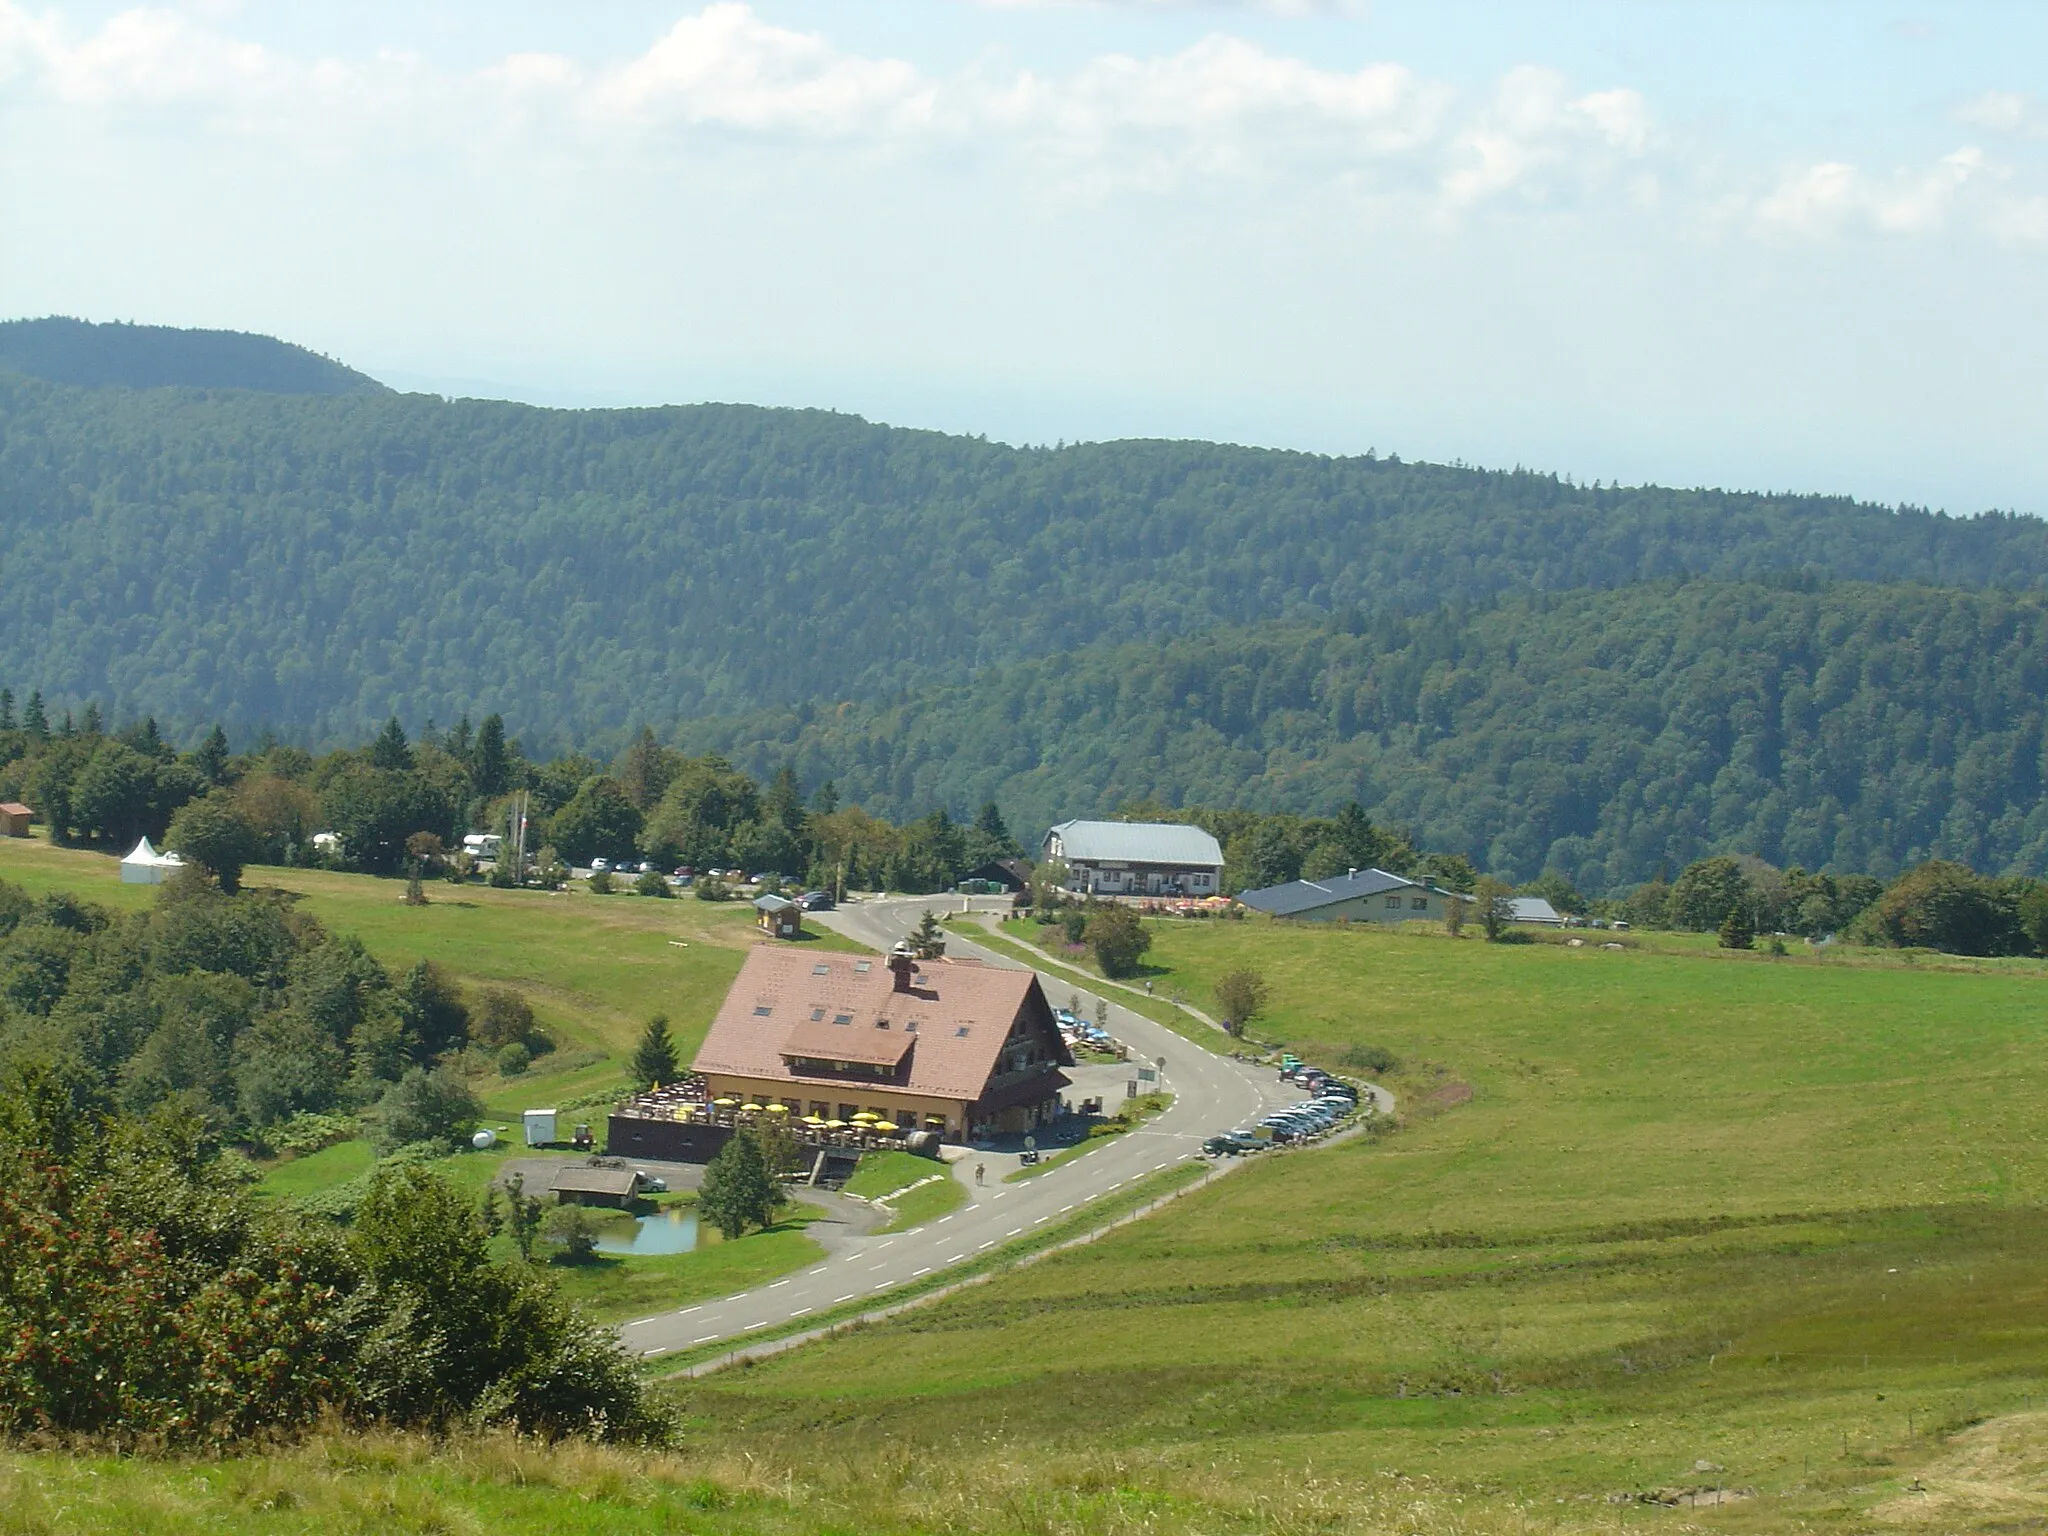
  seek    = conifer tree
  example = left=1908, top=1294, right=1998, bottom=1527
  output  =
left=699, top=1129, right=780, bottom=1240
left=79, top=701, right=102, bottom=736
left=1718, top=904, right=1756, bottom=950
left=471, top=713, right=510, bottom=798
left=191, top=724, right=230, bottom=784
left=0, top=688, right=12, bottom=732
left=630, top=1013, right=678, bottom=1091
left=370, top=716, right=413, bottom=771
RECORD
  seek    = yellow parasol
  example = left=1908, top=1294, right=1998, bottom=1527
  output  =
left=740, top=1102, right=765, bottom=1113
left=850, top=1111, right=879, bottom=1122
left=713, top=1097, right=738, bottom=1108
left=765, top=1103, right=790, bottom=1114
left=802, top=1115, right=827, bottom=1126
left=872, top=1121, right=899, bottom=1134
left=826, top=1119, right=848, bottom=1129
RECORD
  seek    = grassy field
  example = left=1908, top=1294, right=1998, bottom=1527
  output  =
left=20, top=830, right=2048, bottom=1529
left=549, top=1208, right=828, bottom=1324
left=875, top=1172, right=968, bottom=1232
left=666, top=913, right=2048, bottom=1526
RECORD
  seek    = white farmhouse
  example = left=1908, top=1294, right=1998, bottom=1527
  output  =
left=1040, top=819, right=1225, bottom=898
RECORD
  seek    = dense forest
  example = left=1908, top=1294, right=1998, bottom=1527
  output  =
left=0, top=318, right=384, bottom=396
left=3, top=345, right=2046, bottom=749
left=691, top=580, right=2048, bottom=890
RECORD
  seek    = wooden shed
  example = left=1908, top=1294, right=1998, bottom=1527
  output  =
left=0, top=803, right=30, bottom=838
left=547, top=1165, right=642, bottom=1209
left=754, top=892, right=803, bottom=939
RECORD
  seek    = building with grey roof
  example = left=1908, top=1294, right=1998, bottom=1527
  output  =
left=1041, top=819, right=1225, bottom=898
left=1236, top=867, right=1460, bottom=924
left=1506, top=896, right=1565, bottom=926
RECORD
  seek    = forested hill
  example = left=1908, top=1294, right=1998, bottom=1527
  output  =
left=688, top=580, right=2048, bottom=891
left=3, top=360, right=2047, bottom=745
left=0, top=317, right=386, bottom=395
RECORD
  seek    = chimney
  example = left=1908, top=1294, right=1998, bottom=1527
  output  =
left=887, top=943, right=916, bottom=993
left=1348, top=868, right=1358, bottom=879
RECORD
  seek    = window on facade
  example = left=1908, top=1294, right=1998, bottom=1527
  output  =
left=1385, top=895, right=1402, bottom=908
left=838, top=1103, right=859, bottom=1120
left=810, top=1101, right=829, bottom=1117
left=1411, top=896, right=1428, bottom=909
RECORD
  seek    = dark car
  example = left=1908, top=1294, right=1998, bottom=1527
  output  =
left=799, top=891, right=835, bottom=911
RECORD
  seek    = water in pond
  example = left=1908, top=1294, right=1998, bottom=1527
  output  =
left=594, top=1207, right=699, bottom=1256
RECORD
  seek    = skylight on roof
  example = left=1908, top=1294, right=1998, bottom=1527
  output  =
left=810, top=1007, right=825, bottom=1021
left=854, top=960, right=872, bottom=972
left=812, top=963, right=830, bottom=975
left=753, top=1005, right=773, bottom=1017
left=955, top=1026, right=970, bottom=1038
left=833, top=1013, right=853, bottom=1026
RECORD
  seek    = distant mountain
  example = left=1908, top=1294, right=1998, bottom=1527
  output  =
left=0, top=317, right=386, bottom=396
left=689, top=580, right=2048, bottom=889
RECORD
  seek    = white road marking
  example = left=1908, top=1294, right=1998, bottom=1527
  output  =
left=913, top=1266, right=932, bottom=1277
left=978, top=1240, right=995, bottom=1251
left=726, top=1293, right=748, bottom=1301
left=936, top=1215, right=955, bottom=1224
left=744, top=1321, right=768, bottom=1331
left=790, top=1307, right=812, bottom=1318
left=1059, top=1204, right=1074, bottom=1213
left=832, top=1293, right=856, bottom=1304
left=692, top=1334, right=718, bottom=1344
left=769, top=1280, right=791, bottom=1288
left=1007, top=1226, right=1024, bottom=1236
left=948, top=1253, right=966, bottom=1262
left=678, top=1305, right=701, bottom=1315
left=645, top=1346, right=669, bottom=1356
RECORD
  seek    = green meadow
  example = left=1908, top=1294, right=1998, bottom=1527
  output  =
left=15, top=835, right=2048, bottom=1528
left=671, top=916, right=2048, bottom=1527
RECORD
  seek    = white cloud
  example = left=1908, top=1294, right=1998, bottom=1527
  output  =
left=1956, top=89, right=2046, bottom=138
left=1439, top=66, right=1651, bottom=208
left=1753, top=146, right=1986, bottom=238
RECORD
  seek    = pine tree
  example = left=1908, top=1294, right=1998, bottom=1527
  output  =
left=191, top=724, right=230, bottom=784
left=630, top=1013, right=678, bottom=1091
left=811, top=778, right=839, bottom=815
left=973, top=800, right=1020, bottom=857
left=910, top=908, right=948, bottom=959
left=22, top=691, right=47, bottom=742
left=471, top=713, right=510, bottom=798
left=699, top=1130, right=780, bottom=1240
left=79, top=701, right=103, bottom=737
left=1718, top=904, right=1756, bottom=950
left=370, top=716, right=413, bottom=771
left=0, top=689, right=13, bottom=732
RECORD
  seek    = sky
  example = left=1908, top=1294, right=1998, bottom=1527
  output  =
left=2, top=2, right=2046, bottom=513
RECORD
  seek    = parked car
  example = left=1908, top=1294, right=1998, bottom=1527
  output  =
left=590, top=858, right=611, bottom=873
left=799, top=891, right=835, bottom=911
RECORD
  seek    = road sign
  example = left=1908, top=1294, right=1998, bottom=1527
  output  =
left=1137, top=1068, right=1155, bottom=1082
left=1127, top=1079, right=1139, bottom=1098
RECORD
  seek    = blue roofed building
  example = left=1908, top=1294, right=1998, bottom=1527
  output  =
left=1236, top=867, right=1460, bottom=924
left=1041, top=819, right=1225, bottom=898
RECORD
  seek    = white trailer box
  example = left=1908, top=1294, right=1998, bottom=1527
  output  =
left=523, top=1109, right=557, bottom=1147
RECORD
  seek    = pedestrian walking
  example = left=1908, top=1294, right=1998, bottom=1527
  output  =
left=975, top=1162, right=986, bottom=1186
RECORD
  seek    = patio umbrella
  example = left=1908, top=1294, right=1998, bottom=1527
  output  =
left=740, top=1102, right=765, bottom=1113
left=712, top=1098, right=738, bottom=1107
left=826, top=1119, right=848, bottom=1129
left=765, top=1103, right=790, bottom=1113
left=850, top=1111, right=878, bottom=1122
left=802, top=1115, right=827, bottom=1126
left=871, top=1121, right=899, bottom=1134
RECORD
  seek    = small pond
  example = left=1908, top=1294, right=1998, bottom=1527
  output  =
left=594, top=1206, right=700, bottom=1256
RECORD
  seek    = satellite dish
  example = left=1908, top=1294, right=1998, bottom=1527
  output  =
left=471, top=1128, right=497, bottom=1150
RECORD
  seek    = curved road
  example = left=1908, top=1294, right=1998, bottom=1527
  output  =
left=621, top=897, right=1375, bottom=1360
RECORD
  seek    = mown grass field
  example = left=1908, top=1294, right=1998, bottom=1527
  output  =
left=668, top=914, right=2048, bottom=1527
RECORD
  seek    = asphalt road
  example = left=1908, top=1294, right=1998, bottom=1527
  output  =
left=619, top=897, right=1374, bottom=1360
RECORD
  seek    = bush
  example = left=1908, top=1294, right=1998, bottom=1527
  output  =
left=544, top=1203, right=603, bottom=1263
left=1060, top=908, right=1088, bottom=944
left=472, top=988, right=538, bottom=1049
left=586, top=869, right=615, bottom=895
left=377, top=1067, right=484, bottom=1151
left=498, top=1041, right=532, bottom=1076
left=694, top=875, right=732, bottom=902
left=1854, top=860, right=2028, bottom=956
left=1339, top=1042, right=1399, bottom=1075
left=634, top=868, right=672, bottom=897
left=1084, top=904, right=1151, bottom=978
left=1213, top=968, right=1268, bottom=1036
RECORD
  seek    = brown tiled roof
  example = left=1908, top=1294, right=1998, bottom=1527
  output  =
left=693, top=947, right=1071, bottom=1103
left=0, top=803, right=29, bottom=817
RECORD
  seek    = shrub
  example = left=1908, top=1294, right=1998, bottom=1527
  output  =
left=1339, top=1042, right=1399, bottom=1075
left=544, top=1203, right=603, bottom=1263
left=498, top=1041, right=532, bottom=1076
left=377, top=1067, right=484, bottom=1151
left=634, top=868, right=671, bottom=897
left=1213, top=968, right=1268, bottom=1036
left=1854, top=860, right=2028, bottom=956
left=1060, top=908, right=1088, bottom=945
left=586, top=869, right=615, bottom=895
left=1084, top=905, right=1151, bottom=978
left=472, top=988, right=538, bottom=1049
left=694, top=875, right=732, bottom=901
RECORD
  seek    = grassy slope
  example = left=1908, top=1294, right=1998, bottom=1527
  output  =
left=674, top=917, right=2048, bottom=1522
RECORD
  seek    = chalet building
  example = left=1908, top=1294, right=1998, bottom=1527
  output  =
left=1041, top=819, right=1224, bottom=898
left=691, top=944, right=1073, bottom=1140
left=1237, top=867, right=1460, bottom=924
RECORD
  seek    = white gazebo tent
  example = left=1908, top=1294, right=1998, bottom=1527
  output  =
left=120, top=837, right=186, bottom=885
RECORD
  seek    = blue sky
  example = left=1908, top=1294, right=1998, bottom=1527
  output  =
left=2, top=2, right=2046, bottom=513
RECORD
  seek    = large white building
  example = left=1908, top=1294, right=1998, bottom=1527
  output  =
left=1041, top=819, right=1225, bottom=898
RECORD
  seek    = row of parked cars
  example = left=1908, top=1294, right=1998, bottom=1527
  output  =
left=1201, top=1069, right=1363, bottom=1157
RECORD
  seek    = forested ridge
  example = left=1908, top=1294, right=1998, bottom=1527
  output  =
left=3, top=361, right=2046, bottom=748
left=0, top=318, right=384, bottom=397
left=689, top=580, right=2048, bottom=890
